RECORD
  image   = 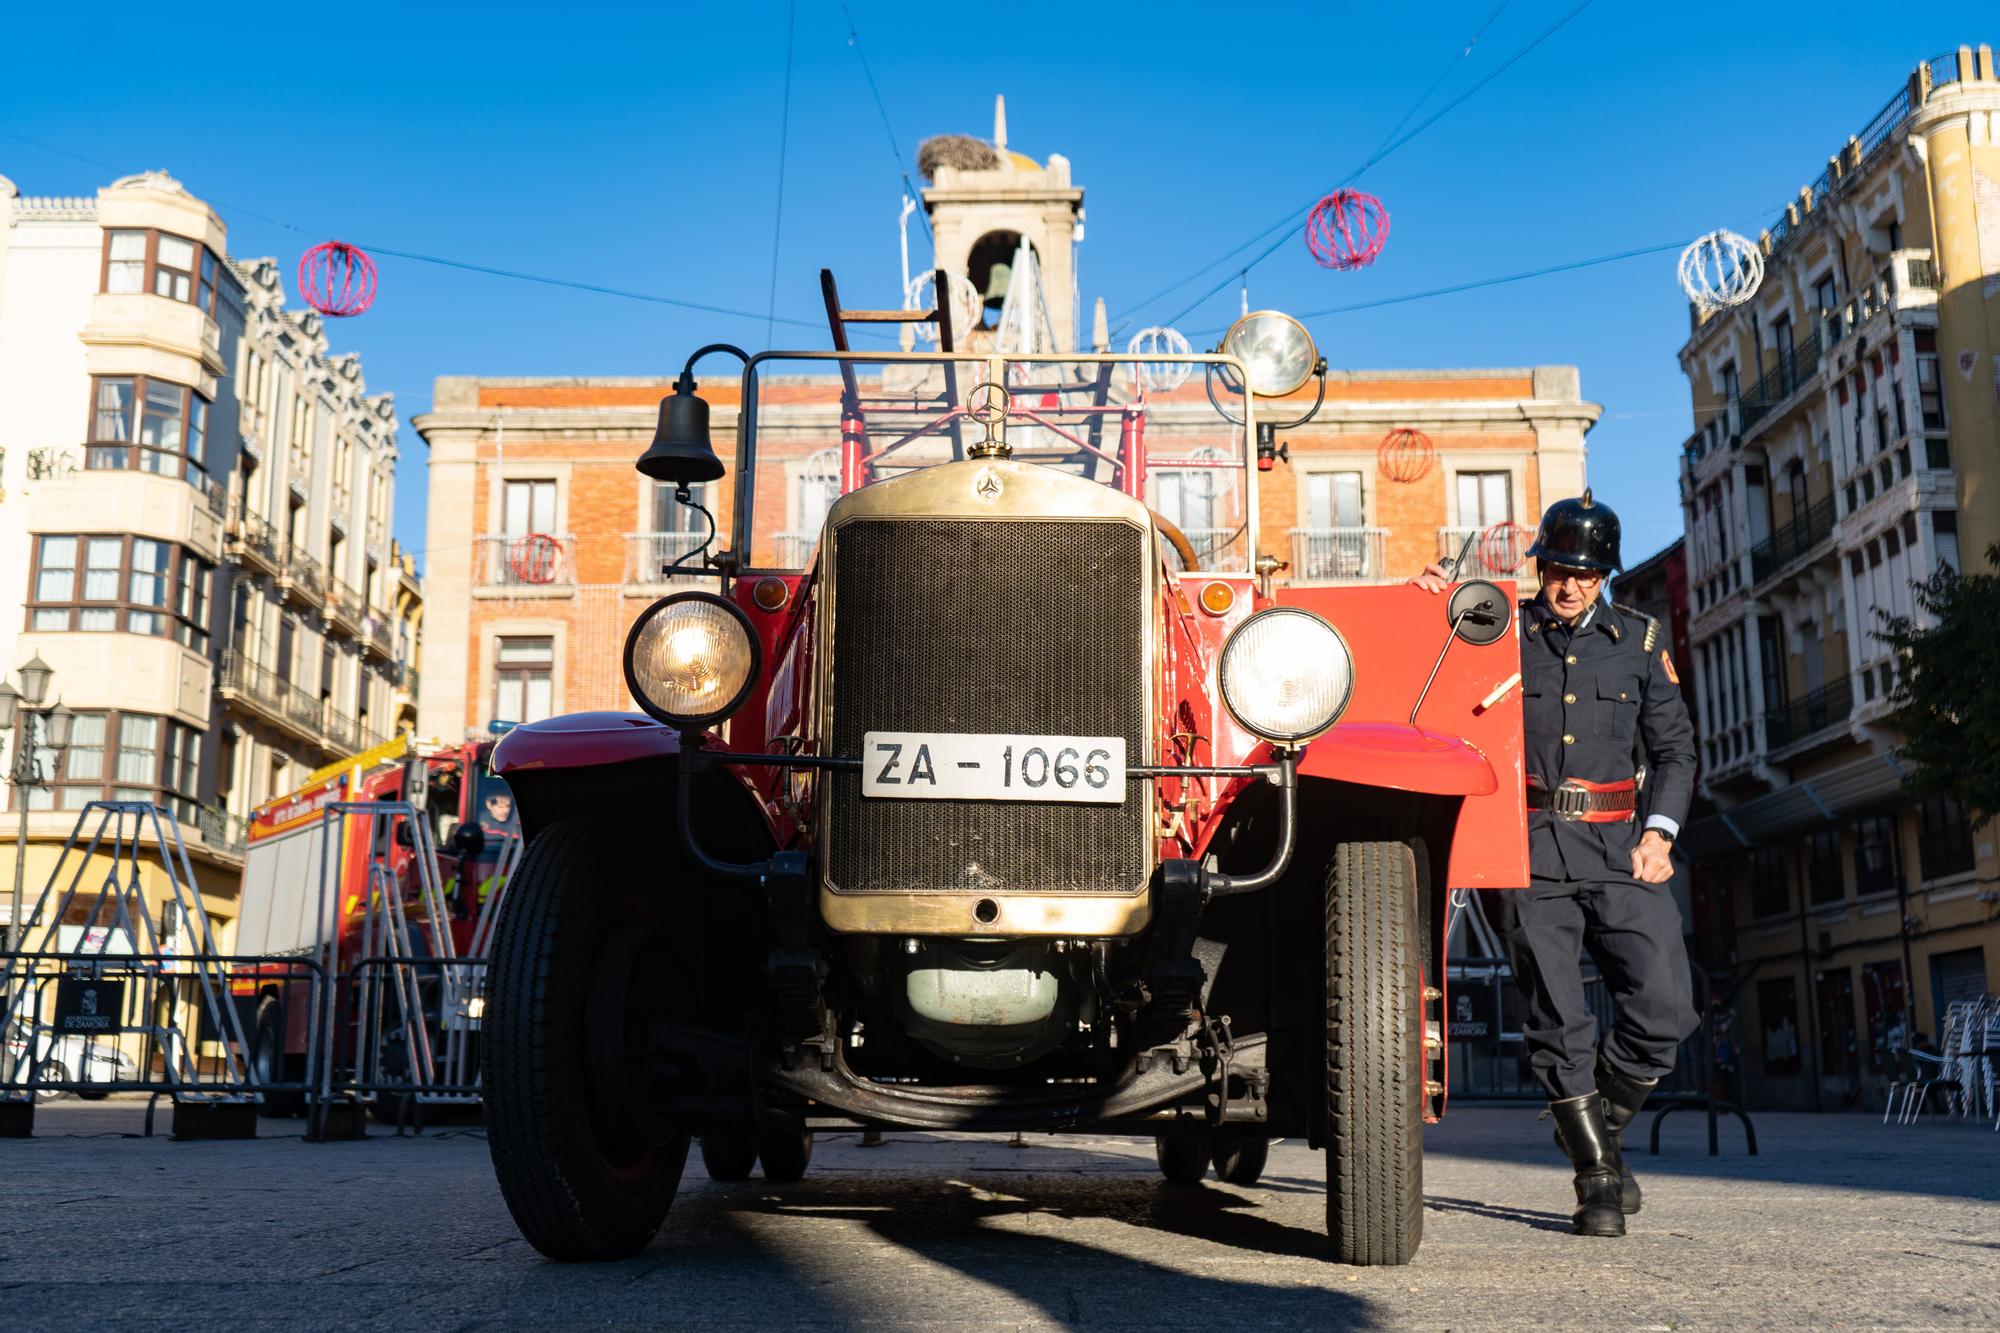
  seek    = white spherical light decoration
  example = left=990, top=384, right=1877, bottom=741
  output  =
left=904, top=270, right=983, bottom=344
left=1125, top=325, right=1194, bottom=393
left=1677, top=230, right=1764, bottom=313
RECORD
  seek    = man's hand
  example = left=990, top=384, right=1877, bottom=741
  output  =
left=1630, top=831, right=1674, bottom=884
left=1410, top=561, right=1452, bottom=594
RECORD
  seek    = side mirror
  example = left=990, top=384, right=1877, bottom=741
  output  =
left=451, top=821, right=487, bottom=860
left=1446, top=580, right=1510, bottom=645
left=393, top=821, right=415, bottom=849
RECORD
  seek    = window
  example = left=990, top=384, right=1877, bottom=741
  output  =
left=289, top=395, right=315, bottom=474
left=99, top=229, right=225, bottom=316
left=1306, top=472, right=1365, bottom=530
left=1720, top=362, right=1740, bottom=404
left=153, top=235, right=195, bottom=302
left=13, top=710, right=202, bottom=819
left=1917, top=795, right=1975, bottom=881
left=86, top=375, right=209, bottom=481
left=1915, top=344, right=1945, bottom=431
left=106, top=230, right=147, bottom=293
left=1455, top=471, right=1512, bottom=528
left=26, top=534, right=211, bottom=648
left=1851, top=813, right=1900, bottom=897
left=1750, top=845, right=1791, bottom=919
left=1813, top=273, right=1838, bottom=322
left=495, top=636, right=554, bottom=725
left=650, top=481, right=713, bottom=534
left=1757, top=977, right=1802, bottom=1077
left=1773, top=316, right=1795, bottom=367
left=1805, top=827, right=1843, bottom=906
left=502, top=480, right=558, bottom=535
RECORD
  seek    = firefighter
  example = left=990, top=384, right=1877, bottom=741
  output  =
left=1414, top=491, right=1697, bottom=1238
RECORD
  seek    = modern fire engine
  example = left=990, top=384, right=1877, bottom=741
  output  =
left=230, top=735, right=518, bottom=1115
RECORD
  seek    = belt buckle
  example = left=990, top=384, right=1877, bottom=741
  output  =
left=1552, top=782, right=1588, bottom=819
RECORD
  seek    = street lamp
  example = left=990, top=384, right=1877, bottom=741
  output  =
left=2, top=659, right=71, bottom=954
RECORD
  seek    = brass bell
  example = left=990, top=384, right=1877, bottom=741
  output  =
left=981, top=261, right=1012, bottom=310
left=636, top=371, right=725, bottom=485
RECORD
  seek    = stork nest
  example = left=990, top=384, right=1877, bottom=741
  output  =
left=917, top=134, right=999, bottom=179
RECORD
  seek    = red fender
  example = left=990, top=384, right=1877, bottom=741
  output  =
left=1297, top=721, right=1497, bottom=796
left=489, top=711, right=688, bottom=773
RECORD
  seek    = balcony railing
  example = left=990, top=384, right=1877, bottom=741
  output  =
left=772, top=531, right=818, bottom=570
left=26, top=447, right=80, bottom=480
left=280, top=545, right=327, bottom=604
left=395, top=665, right=420, bottom=699
left=626, top=531, right=709, bottom=584
left=1436, top=526, right=1531, bottom=580
left=478, top=533, right=576, bottom=590
left=325, top=578, right=364, bottom=632
left=218, top=650, right=329, bottom=741
left=1750, top=495, right=1837, bottom=583
left=1738, top=326, right=1822, bottom=434
left=194, top=805, right=249, bottom=858
left=364, top=614, right=395, bottom=658
left=1764, top=674, right=1853, bottom=751
left=1289, top=528, right=1390, bottom=583
left=227, top=507, right=285, bottom=572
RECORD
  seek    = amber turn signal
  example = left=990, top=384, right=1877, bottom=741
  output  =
left=1198, top=581, right=1236, bottom=616
left=751, top=577, right=790, bottom=612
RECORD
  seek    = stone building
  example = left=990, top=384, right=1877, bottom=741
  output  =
left=416, top=112, right=1597, bottom=739
left=0, top=170, right=420, bottom=935
left=1674, top=46, right=2000, bottom=1109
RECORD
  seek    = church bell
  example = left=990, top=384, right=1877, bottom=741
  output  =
left=981, top=261, right=1012, bottom=310
left=637, top=372, right=726, bottom=485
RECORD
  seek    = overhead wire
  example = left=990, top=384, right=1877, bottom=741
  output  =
left=1185, top=204, right=1781, bottom=334
left=1119, top=0, right=1597, bottom=329
left=0, top=126, right=860, bottom=336
left=837, top=0, right=933, bottom=243
left=766, top=0, right=801, bottom=346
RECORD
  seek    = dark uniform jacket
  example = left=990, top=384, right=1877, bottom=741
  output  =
left=1519, top=595, right=1697, bottom=881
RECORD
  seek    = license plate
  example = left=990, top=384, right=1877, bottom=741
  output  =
left=860, top=732, right=1127, bottom=804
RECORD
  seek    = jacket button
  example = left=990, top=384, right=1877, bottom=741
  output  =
left=1620, top=691, right=1629, bottom=700
left=1566, top=654, right=1578, bottom=664
left=1563, top=692, right=1576, bottom=704
left=1562, top=734, right=1575, bottom=745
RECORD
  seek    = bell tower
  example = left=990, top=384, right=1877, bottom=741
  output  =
left=920, top=96, right=1085, bottom=351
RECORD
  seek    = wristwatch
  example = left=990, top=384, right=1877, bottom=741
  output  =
left=1651, top=827, right=1677, bottom=845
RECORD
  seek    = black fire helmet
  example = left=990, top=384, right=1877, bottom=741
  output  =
left=1525, top=488, right=1623, bottom=574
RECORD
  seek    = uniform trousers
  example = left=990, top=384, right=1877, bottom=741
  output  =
left=1486, top=875, right=1698, bottom=1101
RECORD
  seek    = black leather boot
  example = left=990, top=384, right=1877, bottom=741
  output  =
left=1549, top=1093, right=1626, bottom=1237
left=1596, top=1054, right=1658, bottom=1215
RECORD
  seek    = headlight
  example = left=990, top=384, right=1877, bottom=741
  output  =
left=1222, top=310, right=1318, bottom=397
left=1218, top=607, right=1354, bottom=744
left=623, top=592, right=761, bottom=727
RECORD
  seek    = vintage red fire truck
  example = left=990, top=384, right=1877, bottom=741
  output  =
left=230, top=736, right=519, bottom=1113
left=479, top=286, right=1527, bottom=1266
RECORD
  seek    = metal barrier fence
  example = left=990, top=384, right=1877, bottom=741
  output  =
left=1, top=799, right=512, bottom=1139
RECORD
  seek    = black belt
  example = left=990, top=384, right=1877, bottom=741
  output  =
left=1526, top=777, right=1637, bottom=823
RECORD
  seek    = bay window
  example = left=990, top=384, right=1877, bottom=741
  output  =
left=87, top=374, right=210, bottom=481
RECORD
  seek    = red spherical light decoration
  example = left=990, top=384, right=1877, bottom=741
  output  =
left=298, top=241, right=377, bottom=317
left=1305, top=190, right=1390, bottom=271
left=1377, top=427, right=1434, bottom=484
left=1479, top=522, right=1534, bottom=576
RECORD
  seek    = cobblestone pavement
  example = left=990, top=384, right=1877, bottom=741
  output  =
left=1, top=1099, right=1996, bottom=1329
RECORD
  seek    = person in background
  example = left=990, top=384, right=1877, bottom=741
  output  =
left=1414, top=491, right=1698, bottom=1238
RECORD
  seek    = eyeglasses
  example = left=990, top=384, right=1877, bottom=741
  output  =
left=1544, top=565, right=1604, bottom=588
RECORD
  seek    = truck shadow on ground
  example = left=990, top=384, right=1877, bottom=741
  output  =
left=658, top=1171, right=1382, bottom=1324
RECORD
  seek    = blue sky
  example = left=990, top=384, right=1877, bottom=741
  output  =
left=5, top=3, right=1992, bottom=568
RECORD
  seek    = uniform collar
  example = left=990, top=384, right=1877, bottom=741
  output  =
left=1527, top=592, right=1621, bottom=641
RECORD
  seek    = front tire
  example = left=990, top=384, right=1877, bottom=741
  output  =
left=699, top=1132, right=759, bottom=1182
left=251, top=998, right=306, bottom=1118
left=756, top=1129, right=813, bottom=1183
left=486, top=816, right=690, bottom=1261
left=1154, top=1134, right=1212, bottom=1184
left=1212, top=1137, right=1270, bottom=1185
left=1324, top=841, right=1424, bottom=1265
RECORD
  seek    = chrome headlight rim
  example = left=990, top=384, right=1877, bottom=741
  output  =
left=1218, top=606, right=1355, bottom=746
left=622, top=590, right=763, bottom=729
